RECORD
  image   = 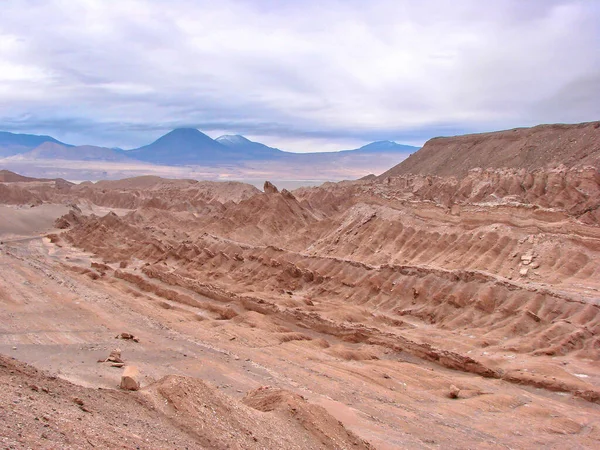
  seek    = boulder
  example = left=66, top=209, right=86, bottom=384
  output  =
left=120, top=366, right=140, bottom=391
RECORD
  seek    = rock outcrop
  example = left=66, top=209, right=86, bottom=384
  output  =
left=263, top=180, right=279, bottom=194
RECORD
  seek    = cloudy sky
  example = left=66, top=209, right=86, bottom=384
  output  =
left=0, top=0, right=598, bottom=152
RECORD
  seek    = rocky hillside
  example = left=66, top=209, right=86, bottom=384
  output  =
left=380, top=121, right=600, bottom=179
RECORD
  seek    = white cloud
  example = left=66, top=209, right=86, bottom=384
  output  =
left=0, top=0, right=598, bottom=151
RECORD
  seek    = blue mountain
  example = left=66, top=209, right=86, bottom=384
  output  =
left=0, top=128, right=419, bottom=167
left=216, top=135, right=285, bottom=159
left=340, top=140, right=420, bottom=154
left=0, top=131, right=70, bottom=157
left=126, top=128, right=238, bottom=165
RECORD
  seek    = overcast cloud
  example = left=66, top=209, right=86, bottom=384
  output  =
left=0, top=0, right=598, bottom=151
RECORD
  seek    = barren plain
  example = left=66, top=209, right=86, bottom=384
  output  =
left=1, top=122, right=600, bottom=449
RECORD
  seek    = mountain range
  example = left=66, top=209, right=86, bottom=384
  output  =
left=0, top=131, right=71, bottom=157
left=0, top=128, right=419, bottom=166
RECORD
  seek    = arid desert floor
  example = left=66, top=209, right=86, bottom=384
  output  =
left=1, top=166, right=599, bottom=449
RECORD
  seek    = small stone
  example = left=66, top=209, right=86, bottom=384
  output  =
left=120, top=366, right=140, bottom=391
left=448, top=385, right=460, bottom=399
left=525, top=310, right=541, bottom=322
left=520, top=251, right=534, bottom=265
left=101, top=348, right=124, bottom=364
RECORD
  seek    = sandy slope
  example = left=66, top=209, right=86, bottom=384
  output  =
left=0, top=204, right=71, bottom=239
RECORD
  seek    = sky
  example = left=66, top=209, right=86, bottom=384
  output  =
left=0, top=0, right=599, bottom=153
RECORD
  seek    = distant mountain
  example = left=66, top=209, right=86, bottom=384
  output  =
left=0, top=128, right=420, bottom=181
left=0, top=131, right=70, bottom=157
left=126, top=129, right=288, bottom=165
left=216, top=136, right=417, bottom=156
left=277, top=140, right=419, bottom=163
left=342, top=140, right=420, bottom=154
left=216, top=135, right=285, bottom=159
left=11, top=142, right=134, bottom=162
left=125, top=128, right=237, bottom=165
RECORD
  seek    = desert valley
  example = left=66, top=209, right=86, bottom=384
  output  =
left=1, top=121, right=599, bottom=449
